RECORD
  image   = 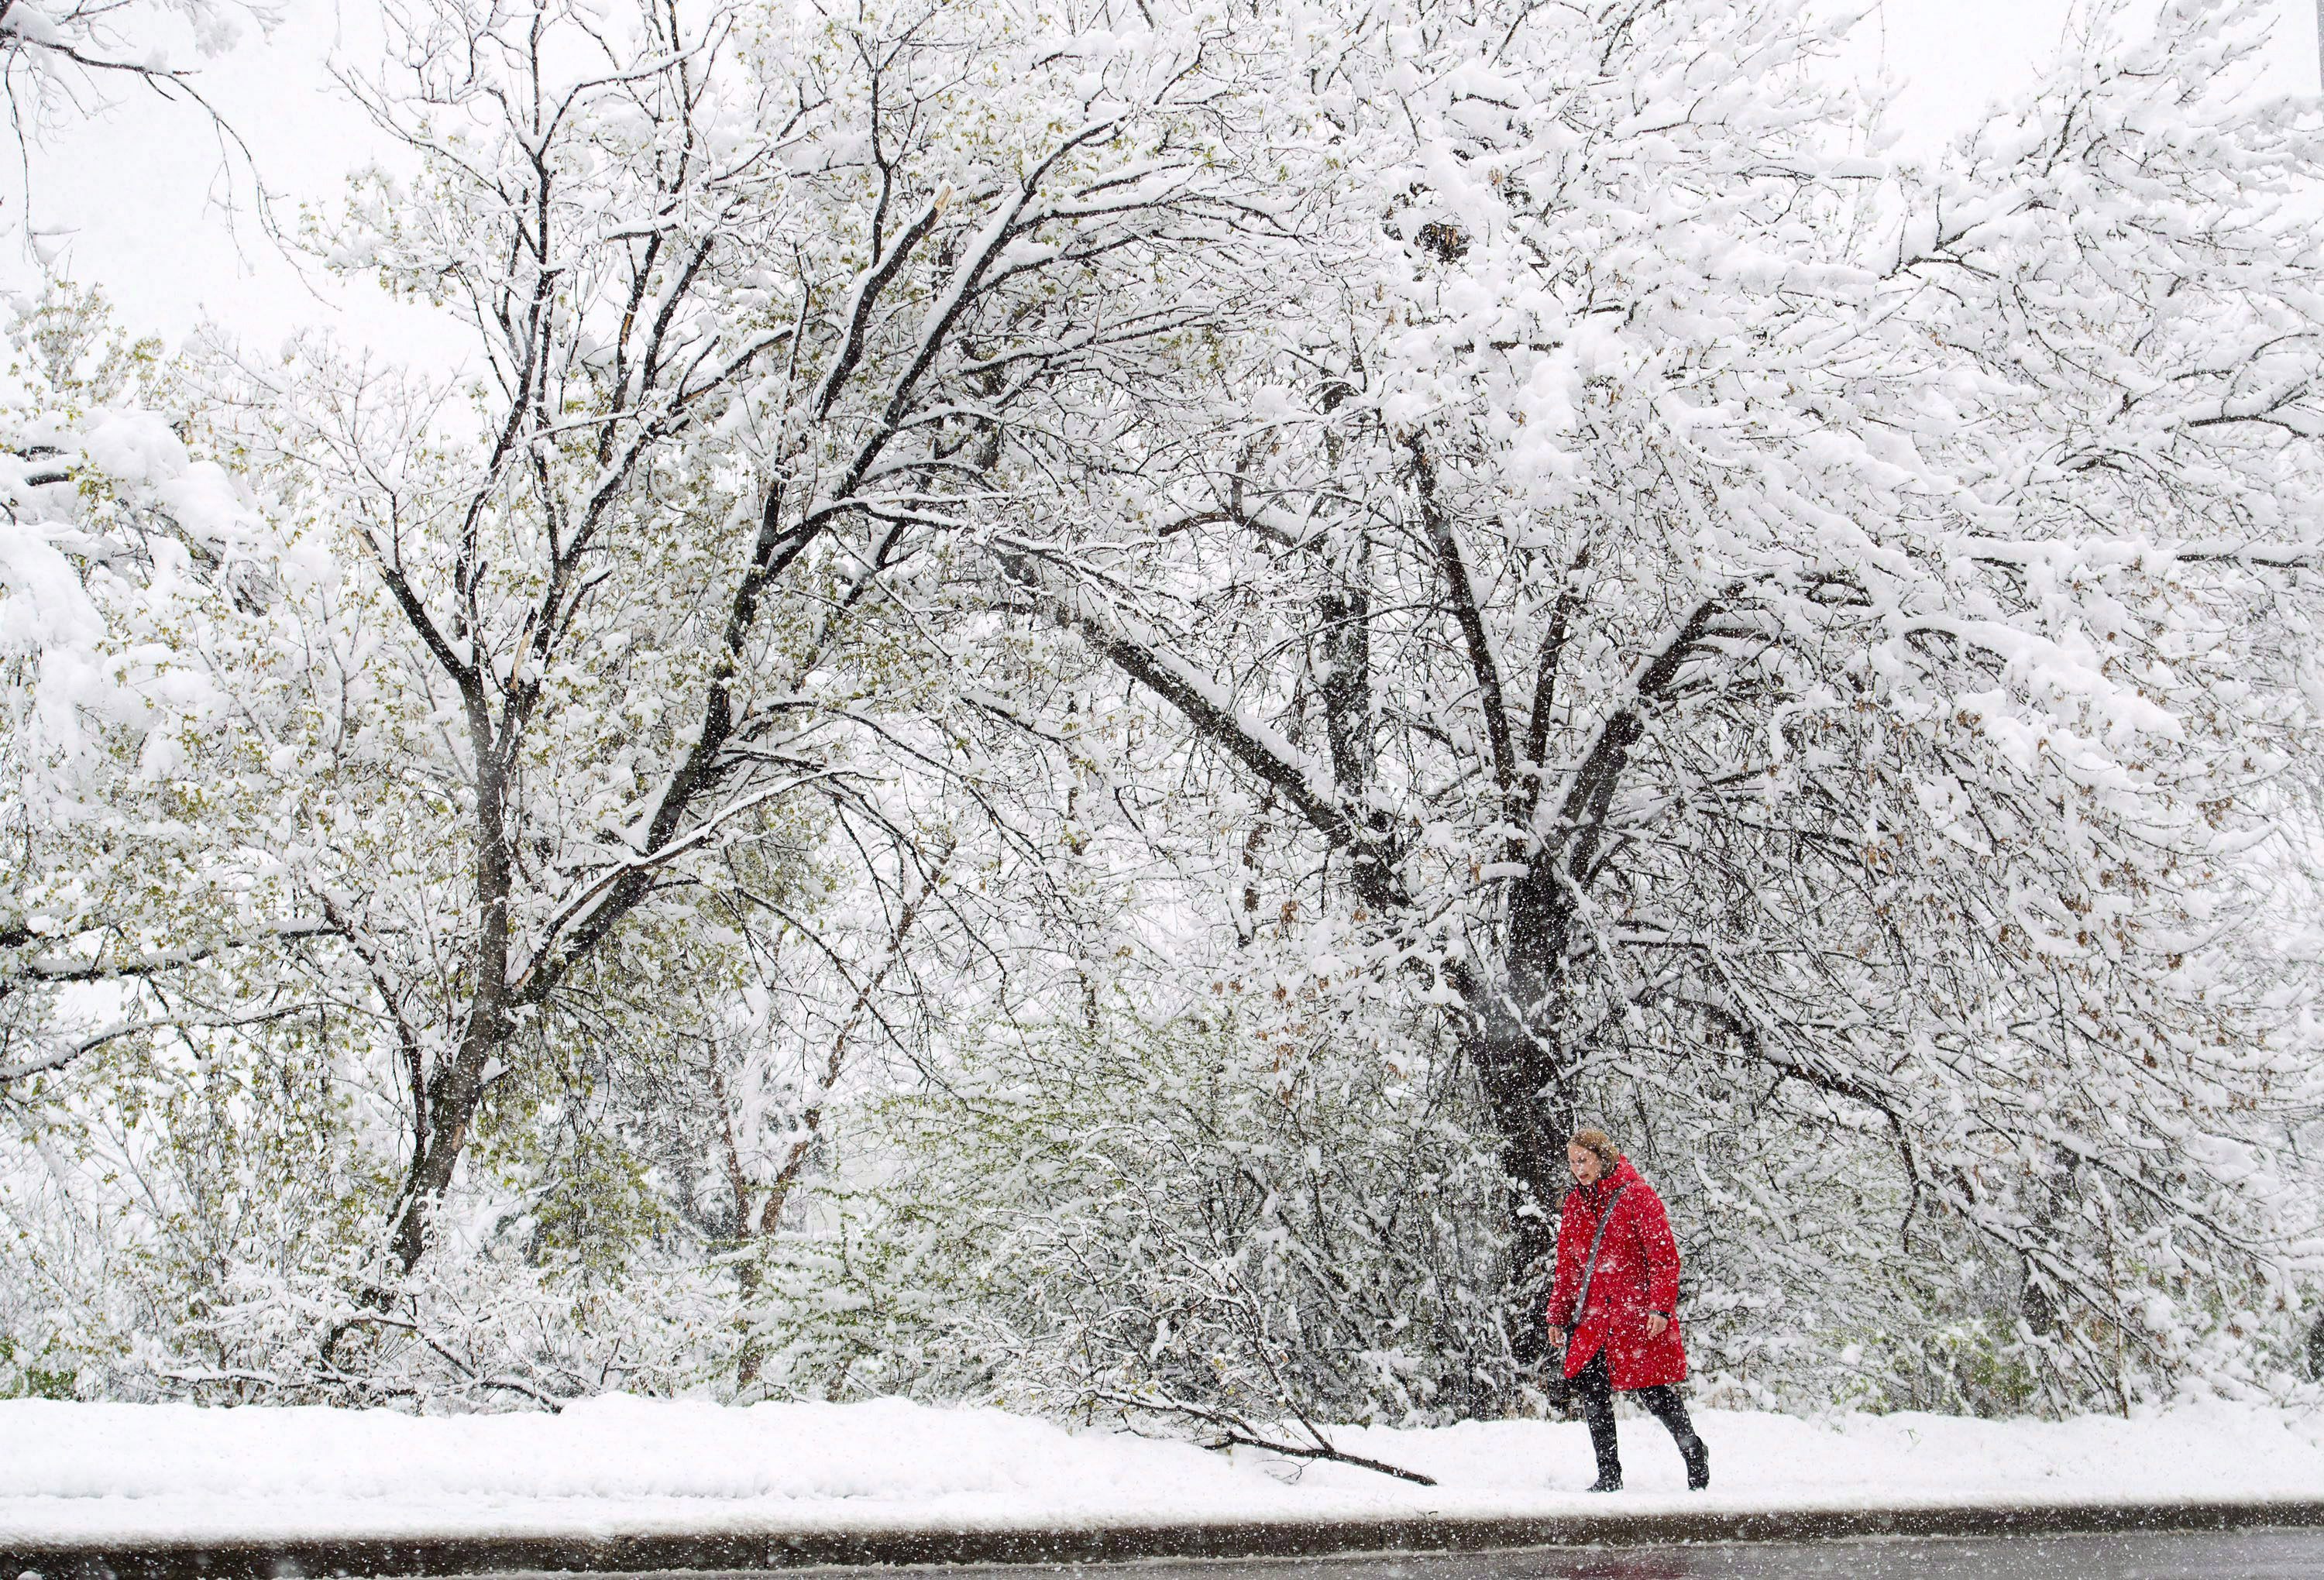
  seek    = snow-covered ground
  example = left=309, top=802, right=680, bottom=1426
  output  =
left=5, top=1396, right=2322, bottom=1547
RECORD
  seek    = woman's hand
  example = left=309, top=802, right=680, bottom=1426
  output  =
left=1647, top=1313, right=1669, bottom=1340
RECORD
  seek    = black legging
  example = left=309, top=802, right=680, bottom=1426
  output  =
left=1574, top=1348, right=1699, bottom=1483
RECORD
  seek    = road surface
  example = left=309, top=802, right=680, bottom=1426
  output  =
left=24, top=1513, right=2324, bottom=1578
left=904, top=1527, right=2324, bottom=1579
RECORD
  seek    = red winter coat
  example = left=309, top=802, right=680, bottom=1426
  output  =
left=1546, top=1156, right=1688, bottom=1389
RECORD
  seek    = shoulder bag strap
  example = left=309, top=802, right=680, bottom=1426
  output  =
left=1566, top=1183, right=1628, bottom=1333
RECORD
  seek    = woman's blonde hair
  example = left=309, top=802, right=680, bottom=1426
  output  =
left=1568, top=1127, right=1620, bottom=1173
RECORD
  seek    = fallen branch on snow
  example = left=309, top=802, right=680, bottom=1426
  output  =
left=1090, top=1387, right=1438, bottom=1487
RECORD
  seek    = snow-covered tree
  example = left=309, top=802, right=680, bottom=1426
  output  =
left=190, top=0, right=1278, bottom=1325
left=998, top=0, right=2324, bottom=1405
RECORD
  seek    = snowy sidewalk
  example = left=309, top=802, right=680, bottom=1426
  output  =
left=5, top=1396, right=2323, bottom=1569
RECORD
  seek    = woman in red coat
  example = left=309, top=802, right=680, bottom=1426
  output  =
left=1546, top=1128, right=1708, bottom=1491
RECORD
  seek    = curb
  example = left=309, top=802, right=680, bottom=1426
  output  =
left=9, top=1500, right=2324, bottom=1578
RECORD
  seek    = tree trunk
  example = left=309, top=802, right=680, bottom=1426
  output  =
left=734, top=1254, right=766, bottom=1394
left=1453, top=980, right=1574, bottom=1377
left=386, top=1036, right=495, bottom=1278
left=384, top=752, right=515, bottom=1281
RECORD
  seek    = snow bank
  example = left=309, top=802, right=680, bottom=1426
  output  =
left=3, top=1396, right=2321, bottom=1547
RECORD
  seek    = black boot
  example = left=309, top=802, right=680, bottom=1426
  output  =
left=1681, top=1434, right=1708, bottom=1491
left=1584, top=1421, right=1624, bottom=1491
left=1634, top=1382, right=1708, bottom=1492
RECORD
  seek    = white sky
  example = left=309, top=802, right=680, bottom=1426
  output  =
left=9, top=0, right=2321, bottom=363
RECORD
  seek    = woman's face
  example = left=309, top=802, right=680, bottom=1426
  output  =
left=1566, top=1142, right=1603, bottom=1185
